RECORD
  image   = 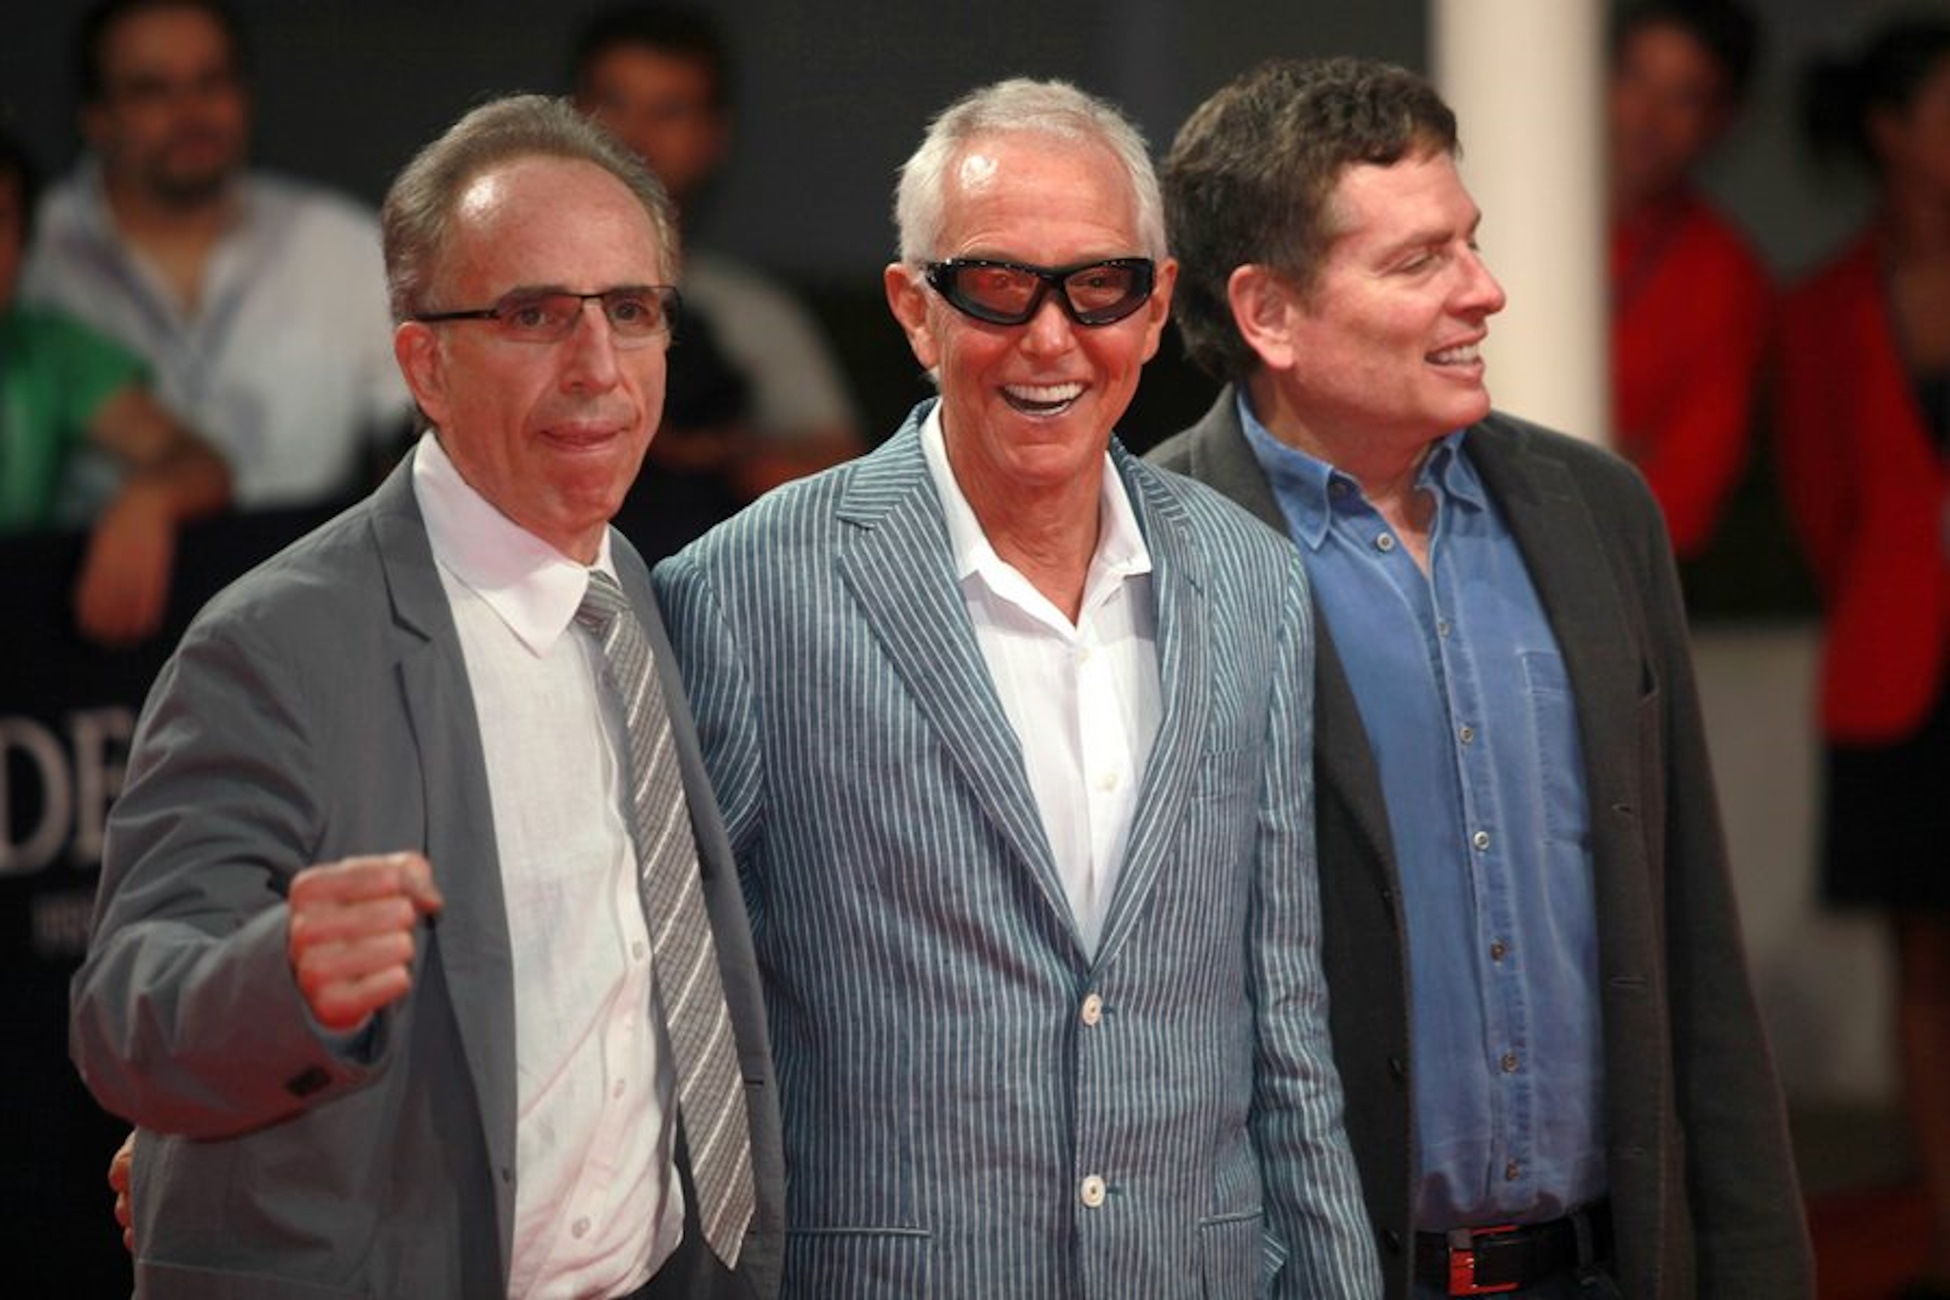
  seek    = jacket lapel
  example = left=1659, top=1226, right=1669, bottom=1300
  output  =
left=1467, top=419, right=1644, bottom=812
left=368, top=459, right=519, bottom=1263
left=834, top=413, right=1075, bottom=941
left=1095, top=449, right=1210, bottom=963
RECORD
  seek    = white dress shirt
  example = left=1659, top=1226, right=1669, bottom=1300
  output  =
left=413, top=432, right=681, bottom=1300
left=23, top=163, right=409, bottom=515
left=920, top=407, right=1162, bottom=953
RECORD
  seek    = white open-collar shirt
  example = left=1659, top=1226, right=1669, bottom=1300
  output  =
left=920, top=406, right=1163, bottom=954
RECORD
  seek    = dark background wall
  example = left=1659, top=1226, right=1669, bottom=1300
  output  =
left=1, top=1, right=1436, bottom=448
left=1, top=0, right=1424, bottom=281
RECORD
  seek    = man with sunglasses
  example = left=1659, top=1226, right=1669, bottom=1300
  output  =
left=651, top=78, right=1377, bottom=1297
left=1150, top=57, right=1811, bottom=1298
left=72, top=95, right=783, bottom=1299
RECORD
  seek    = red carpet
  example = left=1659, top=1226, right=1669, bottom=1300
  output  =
left=1809, top=1179, right=1934, bottom=1300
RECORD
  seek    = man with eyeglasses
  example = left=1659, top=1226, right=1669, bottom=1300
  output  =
left=71, top=95, right=783, bottom=1299
left=1149, top=57, right=1811, bottom=1298
left=651, top=77, right=1378, bottom=1298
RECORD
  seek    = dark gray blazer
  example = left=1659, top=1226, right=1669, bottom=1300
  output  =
left=1149, top=390, right=1814, bottom=1300
left=70, top=454, right=784, bottom=1299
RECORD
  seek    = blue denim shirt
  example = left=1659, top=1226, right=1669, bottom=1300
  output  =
left=1239, top=393, right=1606, bottom=1229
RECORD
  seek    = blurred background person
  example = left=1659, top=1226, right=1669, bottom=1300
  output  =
left=571, top=2, right=864, bottom=507
left=21, top=0, right=409, bottom=518
left=1608, top=0, right=1771, bottom=561
left=1, top=123, right=228, bottom=646
left=1777, top=17, right=1950, bottom=1299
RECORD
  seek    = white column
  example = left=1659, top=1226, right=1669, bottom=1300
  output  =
left=1432, top=0, right=1611, bottom=445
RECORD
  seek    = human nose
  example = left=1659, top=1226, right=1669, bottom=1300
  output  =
left=560, top=300, right=623, bottom=389
left=1456, top=246, right=1507, bottom=318
left=1017, top=288, right=1079, bottom=356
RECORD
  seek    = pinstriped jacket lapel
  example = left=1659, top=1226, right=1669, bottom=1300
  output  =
left=1093, top=448, right=1212, bottom=964
left=832, top=415, right=1077, bottom=946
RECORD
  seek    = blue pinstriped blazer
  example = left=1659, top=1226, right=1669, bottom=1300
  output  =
left=653, top=402, right=1379, bottom=1299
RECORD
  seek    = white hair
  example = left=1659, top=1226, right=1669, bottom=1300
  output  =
left=893, top=78, right=1167, bottom=264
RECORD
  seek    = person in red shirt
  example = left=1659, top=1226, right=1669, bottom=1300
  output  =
left=1778, top=19, right=1950, bottom=1298
left=1608, top=0, right=1771, bottom=559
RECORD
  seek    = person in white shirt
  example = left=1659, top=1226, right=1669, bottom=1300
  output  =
left=72, top=93, right=782, bottom=1300
left=23, top=0, right=409, bottom=516
left=651, top=76, right=1378, bottom=1298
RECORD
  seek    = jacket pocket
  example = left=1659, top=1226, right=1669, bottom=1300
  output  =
left=1198, top=1206, right=1283, bottom=1299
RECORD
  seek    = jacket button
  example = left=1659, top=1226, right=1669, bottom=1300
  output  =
left=1388, top=1055, right=1407, bottom=1081
left=1080, top=1175, right=1107, bottom=1208
left=1080, top=993, right=1104, bottom=1026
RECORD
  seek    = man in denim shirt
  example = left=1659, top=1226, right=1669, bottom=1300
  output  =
left=1150, top=56, right=1812, bottom=1300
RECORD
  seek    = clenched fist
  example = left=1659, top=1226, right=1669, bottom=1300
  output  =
left=287, top=852, right=444, bottom=1032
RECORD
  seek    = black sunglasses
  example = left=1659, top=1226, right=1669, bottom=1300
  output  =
left=923, top=257, right=1155, bottom=327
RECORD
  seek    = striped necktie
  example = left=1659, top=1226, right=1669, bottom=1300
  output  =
left=574, top=569, right=754, bottom=1270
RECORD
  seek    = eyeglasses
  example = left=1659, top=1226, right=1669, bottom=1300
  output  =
left=923, top=258, right=1155, bottom=327
left=411, top=286, right=681, bottom=347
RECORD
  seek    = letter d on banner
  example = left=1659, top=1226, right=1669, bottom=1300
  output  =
left=1, top=717, right=73, bottom=877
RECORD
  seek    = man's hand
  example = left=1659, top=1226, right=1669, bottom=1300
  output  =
left=73, top=484, right=176, bottom=646
left=288, top=853, right=443, bottom=1033
left=108, top=1131, right=134, bottom=1253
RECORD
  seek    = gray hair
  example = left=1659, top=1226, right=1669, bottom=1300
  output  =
left=380, top=93, right=680, bottom=322
left=893, top=77, right=1167, bottom=265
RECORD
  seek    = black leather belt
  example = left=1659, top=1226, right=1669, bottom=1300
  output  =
left=1413, top=1201, right=1612, bottom=1295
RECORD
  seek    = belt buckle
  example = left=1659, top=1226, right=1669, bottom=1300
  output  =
left=1446, top=1224, right=1521, bottom=1296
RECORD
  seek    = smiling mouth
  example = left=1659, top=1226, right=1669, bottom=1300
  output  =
left=1001, top=382, right=1085, bottom=416
left=1428, top=343, right=1482, bottom=367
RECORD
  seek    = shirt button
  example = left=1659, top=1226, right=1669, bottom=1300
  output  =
left=1375, top=533, right=1397, bottom=552
left=1501, top=1052, right=1519, bottom=1074
left=632, top=940, right=647, bottom=962
left=1330, top=480, right=1350, bottom=498
left=1490, top=940, right=1508, bottom=962
left=1437, top=619, right=1452, bottom=637
left=1472, top=830, right=1491, bottom=850
left=1078, top=643, right=1096, bottom=664
left=1080, top=1175, right=1107, bottom=1208
left=1097, top=770, right=1119, bottom=792
left=1505, top=1161, right=1522, bottom=1181
left=1459, top=725, right=1475, bottom=744
left=572, top=1216, right=591, bottom=1238
left=1080, top=993, right=1104, bottom=1026
left=612, top=1078, right=626, bottom=1099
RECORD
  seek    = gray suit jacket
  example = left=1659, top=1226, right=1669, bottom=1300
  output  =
left=653, top=402, right=1379, bottom=1300
left=1149, top=390, right=1815, bottom=1299
left=70, top=455, right=784, bottom=1299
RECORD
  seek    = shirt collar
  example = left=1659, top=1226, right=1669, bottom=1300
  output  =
left=411, top=430, right=614, bottom=656
left=1418, top=430, right=1487, bottom=511
left=918, top=403, right=1152, bottom=627
left=1236, top=389, right=1483, bottom=545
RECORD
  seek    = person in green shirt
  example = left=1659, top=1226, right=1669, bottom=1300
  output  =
left=2, top=127, right=228, bottom=644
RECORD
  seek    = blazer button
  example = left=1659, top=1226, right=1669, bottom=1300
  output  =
left=1080, top=993, right=1104, bottom=1026
left=1382, top=1228, right=1403, bottom=1254
left=1388, top=1054, right=1407, bottom=1081
left=1080, top=1175, right=1107, bottom=1208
